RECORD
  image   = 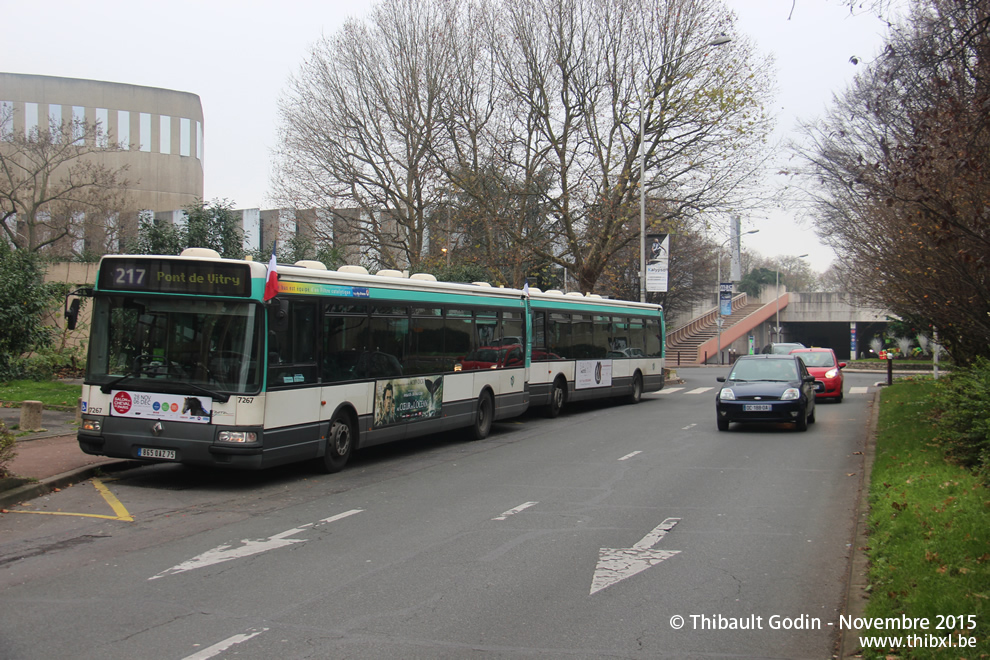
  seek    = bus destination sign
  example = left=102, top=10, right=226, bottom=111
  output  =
left=99, top=258, right=252, bottom=297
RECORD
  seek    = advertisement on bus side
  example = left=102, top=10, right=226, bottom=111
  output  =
left=374, top=376, right=444, bottom=427
left=575, top=360, right=613, bottom=389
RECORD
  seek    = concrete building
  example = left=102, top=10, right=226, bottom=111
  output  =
left=1, top=72, right=204, bottom=250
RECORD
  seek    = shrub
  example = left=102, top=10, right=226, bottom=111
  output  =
left=930, top=356, right=990, bottom=476
left=0, top=420, right=16, bottom=478
left=0, top=243, right=62, bottom=380
left=15, top=343, right=87, bottom=381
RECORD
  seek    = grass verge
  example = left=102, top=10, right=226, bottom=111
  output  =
left=0, top=380, right=83, bottom=409
left=862, top=378, right=989, bottom=658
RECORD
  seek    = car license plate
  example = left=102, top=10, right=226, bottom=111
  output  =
left=743, top=404, right=772, bottom=412
left=138, top=447, right=176, bottom=460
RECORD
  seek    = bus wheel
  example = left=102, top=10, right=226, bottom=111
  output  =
left=545, top=377, right=566, bottom=418
left=626, top=373, right=643, bottom=404
left=471, top=391, right=494, bottom=440
left=320, top=412, right=354, bottom=473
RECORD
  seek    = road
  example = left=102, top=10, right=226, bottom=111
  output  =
left=0, top=367, right=878, bottom=659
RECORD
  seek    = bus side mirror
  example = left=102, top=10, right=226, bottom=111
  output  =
left=63, top=287, right=92, bottom=331
left=65, top=298, right=81, bottom=331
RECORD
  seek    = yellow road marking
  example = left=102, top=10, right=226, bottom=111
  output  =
left=91, top=478, right=134, bottom=521
left=7, top=478, right=134, bottom=521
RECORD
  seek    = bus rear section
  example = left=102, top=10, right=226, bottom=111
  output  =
left=527, top=290, right=664, bottom=417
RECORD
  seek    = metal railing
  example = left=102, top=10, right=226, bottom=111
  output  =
left=666, top=293, right=749, bottom=348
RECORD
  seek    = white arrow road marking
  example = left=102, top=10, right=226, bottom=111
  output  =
left=493, top=501, right=538, bottom=520
left=150, top=509, right=363, bottom=580
left=183, top=628, right=268, bottom=660
left=590, top=517, right=681, bottom=595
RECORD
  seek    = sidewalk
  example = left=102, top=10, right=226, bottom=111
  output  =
left=0, top=406, right=137, bottom=509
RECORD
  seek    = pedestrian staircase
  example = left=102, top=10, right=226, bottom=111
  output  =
left=666, top=293, right=788, bottom=366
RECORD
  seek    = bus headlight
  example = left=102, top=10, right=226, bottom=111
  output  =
left=217, top=431, right=258, bottom=444
left=81, top=418, right=102, bottom=432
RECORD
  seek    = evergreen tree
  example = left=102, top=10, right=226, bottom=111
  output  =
left=0, top=242, right=59, bottom=378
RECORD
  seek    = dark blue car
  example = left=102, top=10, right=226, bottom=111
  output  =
left=715, top=354, right=817, bottom=431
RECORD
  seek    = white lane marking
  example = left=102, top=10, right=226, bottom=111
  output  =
left=590, top=518, right=681, bottom=595
left=493, top=501, right=538, bottom=521
left=618, top=451, right=642, bottom=461
left=849, top=386, right=868, bottom=394
left=150, top=509, right=363, bottom=580
left=687, top=387, right=713, bottom=394
left=682, top=423, right=696, bottom=430
left=183, top=628, right=268, bottom=660
left=659, top=387, right=683, bottom=394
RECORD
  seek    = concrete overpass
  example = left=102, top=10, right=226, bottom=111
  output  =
left=665, top=286, right=889, bottom=365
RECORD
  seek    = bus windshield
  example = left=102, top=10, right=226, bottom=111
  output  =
left=86, top=295, right=264, bottom=397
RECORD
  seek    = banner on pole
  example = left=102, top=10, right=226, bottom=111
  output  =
left=719, top=282, right=733, bottom=316
left=646, top=233, right=669, bottom=293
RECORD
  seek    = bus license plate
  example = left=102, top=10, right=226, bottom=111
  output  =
left=743, top=404, right=772, bottom=412
left=138, top=447, right=176, bottom=460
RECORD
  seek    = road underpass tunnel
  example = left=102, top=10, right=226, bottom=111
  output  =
left=776, top=321, right=889, bottom=361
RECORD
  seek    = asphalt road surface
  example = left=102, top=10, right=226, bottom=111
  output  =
left=0, top=367, right=878, bottom=659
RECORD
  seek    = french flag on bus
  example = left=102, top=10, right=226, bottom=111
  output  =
left=264, top=241, right=279, bottom=301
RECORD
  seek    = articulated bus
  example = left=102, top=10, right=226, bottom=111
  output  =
left=69, top=249, right=664, bottom=472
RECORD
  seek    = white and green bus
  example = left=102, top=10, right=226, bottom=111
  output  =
left=71, top=249, right=663, bottom=472
left=527, top=288, right=666, bottom=418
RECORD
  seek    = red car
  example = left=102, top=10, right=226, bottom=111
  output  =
left=456, top=344, right=525, bottom=371
left=789, top=347, right=846, bottom=402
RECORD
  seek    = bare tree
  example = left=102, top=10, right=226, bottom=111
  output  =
left=476, top=0, right=775, bottom=293
left=0, top=107, right=131, bottom=254
left=272, top=0, right=775, bottom=293
left=793, top=0, right=990, bottom=362
left=272, top=0, right=458, bottom=271
left=433, top=0, right=560, bottom=285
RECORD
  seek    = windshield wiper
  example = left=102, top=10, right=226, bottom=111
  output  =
left=100, top=373, right=137, bottom=394
left=100, top=377, right=230, bottom=403
left=181, top=381, right=230, bottom=403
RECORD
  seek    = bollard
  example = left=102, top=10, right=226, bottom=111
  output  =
left=76, top=397, right=83, bottom=425
left=20, top=400, right=44, bottom=431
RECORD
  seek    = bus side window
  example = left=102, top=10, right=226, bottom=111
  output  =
left=549, top=312, right=572, bottom=359
left=369, top=306, right=408, bottom=377
left=476, top=310, right=498, bottom=349
left=267, top=299, right=319, bottom=387
left=645, top=318, right=663, bottom=357
left=323, top=304, right=370, bottom=382
left=624, top=318, right=644, bottom=357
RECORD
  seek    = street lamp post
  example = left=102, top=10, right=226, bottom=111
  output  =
left=639, top=35, right=731, bottom=303
left=716, top=229, right=759, bottom=364
left=774, top=253, right=808, bottom=344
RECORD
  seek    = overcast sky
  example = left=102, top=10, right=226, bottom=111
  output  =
left=1, top=0, right=897, bottom=272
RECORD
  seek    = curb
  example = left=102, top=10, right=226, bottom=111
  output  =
left=837, top=388, right=880, bottom=658
left=0, top=459, right=142, bottom=510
